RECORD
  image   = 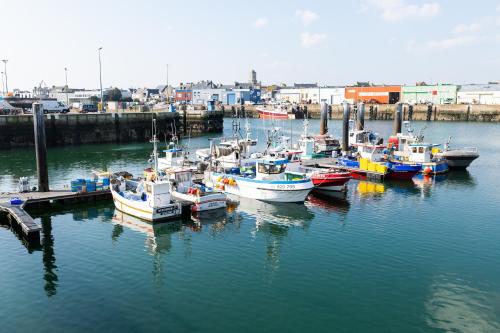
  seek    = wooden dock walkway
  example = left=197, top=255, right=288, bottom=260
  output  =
left=0, top=190, right=112, bottom=241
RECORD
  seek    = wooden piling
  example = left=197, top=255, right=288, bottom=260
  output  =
left=33, top=103, right=49, bottom=192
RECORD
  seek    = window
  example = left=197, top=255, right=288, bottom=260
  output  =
left=412, top=147, right=417, bottom=153
left=258, top=163, right=285, bottom=174
left=419, top=147, right=424, bottom=154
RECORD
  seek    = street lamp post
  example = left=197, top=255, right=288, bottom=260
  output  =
left=98, top=47, right=104, bottom=112
left=64, top=67, right=69, bottom=106
left=1, top=71, right=4, bottom=95
left=1, top=60, right=8, bottom=94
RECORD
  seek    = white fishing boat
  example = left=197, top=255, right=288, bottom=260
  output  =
left=195, top=119, right=258, bottom=169
left=164, top=167, right=227, bottom=212
left=434, top=137, right=479, bottom=169
left=205, top=156, right=314, bottom=203
left=110, top=120, right=182, bottom=221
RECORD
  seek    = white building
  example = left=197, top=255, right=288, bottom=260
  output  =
left=277, top=86, right=345, bottom=104
left=457, top=84, right=500, bottom=105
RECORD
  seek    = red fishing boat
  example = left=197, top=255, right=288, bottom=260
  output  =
left=257, top=105, right=289, bottom=119
left=309, top=168, right=351, bottom=192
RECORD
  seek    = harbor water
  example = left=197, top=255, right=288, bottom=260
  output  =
left=1, top=119, right=500, bottom=333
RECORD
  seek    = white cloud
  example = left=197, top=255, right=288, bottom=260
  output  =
left=364, top=0, right=440, bottom=22
left=300, top=32, right=327, bottom=48
left=425, top=36, right=479, bottom=50
left=295, top=9, right=319, bottom=26
left=453, top=22, right=482, bottom=34
left=497, top=4, right=500, bottom=12
left=252, top=17, right=268, bottom=28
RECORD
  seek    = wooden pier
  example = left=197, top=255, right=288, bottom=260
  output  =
left=0, top=190, right=111, bottom=241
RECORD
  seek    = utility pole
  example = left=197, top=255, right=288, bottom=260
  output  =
left=64, top=67, right=69, bottom=106
left=98, top=47, right=104, bottom=111
left=1, top=71, right=4, bottom=95
left=1, top=60, right=8, bottom=93
left=166, top=64, right=169, bottom=103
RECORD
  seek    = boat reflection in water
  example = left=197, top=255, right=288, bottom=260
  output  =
left=356, top=181, right=386, bottom=197
left=111, top=210, right=184, bottom=285
left=233, top=197, right=315, bottom=273
left=233, top=197, right=315, bottom=229
left=111, top=210, right=182, bottom=255
left=306, top=192, right=350, bottom=216
left=190, top=207, right=241, bottom=235
left=412, top=170, right=476, bottom=198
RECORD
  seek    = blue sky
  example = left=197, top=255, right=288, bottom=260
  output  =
left=2, top=0, right=500, bottom=90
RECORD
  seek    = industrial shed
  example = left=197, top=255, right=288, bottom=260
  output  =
left=344, top=86, right=401, bottom=104
left=457, top=84, right=500, bottom=105
left=401, top=84, right=457, bottom=105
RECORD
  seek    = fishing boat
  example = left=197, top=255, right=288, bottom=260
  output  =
left=434, top=137, right=479, bottom=169
left=110, top=120, right=182, bottom=222
left=205, top=156, right=314, bottom=203
left=395, top=143, right=449, bottom=174
left=195, top=119, right=258, bottom=169
left=164, top=167, right=227, bottom=212
left=388, top=121, right=449, bottom=174
left=338, top=143, right=421, bottom=180
left=276, top=150, right=351, bottom=192
left=256, top=104, right=289, bottom=119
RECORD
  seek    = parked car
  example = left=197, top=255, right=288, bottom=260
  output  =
left=80, top=104, right=98, bottom=113
left=40, top=100, right=69, bottom=114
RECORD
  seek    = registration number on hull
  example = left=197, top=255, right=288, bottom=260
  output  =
left=156, top=206, right=179, bottom=215
left=271, top=184, right=297, bottom=190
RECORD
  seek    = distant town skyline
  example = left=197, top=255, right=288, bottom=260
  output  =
left=2, top=0, right=500, bottom=90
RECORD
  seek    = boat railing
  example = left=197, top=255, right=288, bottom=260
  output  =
left=461, top=147, right=478, bottom=152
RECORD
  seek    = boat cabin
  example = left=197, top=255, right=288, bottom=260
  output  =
left=161, top=148, right=185, bottom=167
left=408, top=144, right=434, bottom=163
left=135, top=180, right=172, bottom=207
left=354, top=143, right=386, bottom=162
left=255, top=158, right=288, bottom=180
left=298, top=136, right=315, bottom=159
left=167, top=169, right=193, bottom=193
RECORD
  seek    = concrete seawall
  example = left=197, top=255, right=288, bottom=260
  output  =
left=0, top=111, right=223, bottom=149
left=229, top=104, right=500, bottom=122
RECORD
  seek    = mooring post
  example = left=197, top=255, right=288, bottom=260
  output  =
left=341, top=102, right=350, bottom=154
left=393, top=103, right=403, bottom=135
left=356, top=102, right=365, bottom=130
left=319, top=102, right=328, bottom=135
left=33, top=102, right=49, bottom=192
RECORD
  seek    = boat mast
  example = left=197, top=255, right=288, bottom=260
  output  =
left=151, top=119, right=160, bottom=176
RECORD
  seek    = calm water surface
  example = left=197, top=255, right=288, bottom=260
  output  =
left=1, top=119, right=500, bottom=333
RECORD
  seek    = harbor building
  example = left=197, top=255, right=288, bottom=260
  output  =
left=401, top=84, right=457, bottom=105
left=174, top=83, right=193, bottom=104
left=457, top=84, right=500, bottom=104
left=278, top=85, right=345, bottom=104
left=345, top=85, right=401, bottom=104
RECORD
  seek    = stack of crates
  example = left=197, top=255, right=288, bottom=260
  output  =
left=71, top=179, right=86, bottom=192
left=86, top=179, right=97, bottom=192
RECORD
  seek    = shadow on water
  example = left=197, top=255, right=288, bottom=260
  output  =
left=40, top=215, right=58, bottom=297
left=0, top=212, right=59, bottom=297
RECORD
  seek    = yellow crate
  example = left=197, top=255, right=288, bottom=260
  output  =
left=359, top=158, right=369, bottom=170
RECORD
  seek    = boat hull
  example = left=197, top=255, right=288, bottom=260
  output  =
left=257, top=107, right=289, bottom=119
left=111, top=189, right=182, bottom=221
left=210, top=173, right=313, bottom=203
left=420, top=161, right=449, bottom=174
left=311, top=173, right=350, bottom=192
left=444, top=156, right=478, bottom=169
left=171, top=191, right=227, bottom=212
